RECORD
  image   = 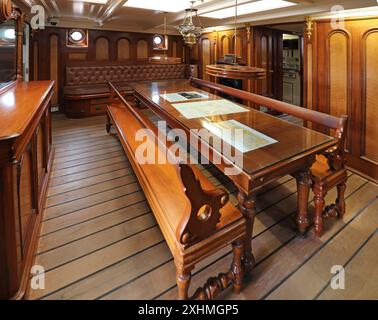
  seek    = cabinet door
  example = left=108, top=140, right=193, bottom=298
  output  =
left=35, top=122, right=46, bottom=193
left=17, top=143, right=37, bottom=256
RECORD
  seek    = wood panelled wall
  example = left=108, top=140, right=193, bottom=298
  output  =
left=305, top=17, right=378, bottom=181
left=191, top=27, right=254, bottom=92
left=30, top=27, right=187, bottom=107
left=190, top=26, right=283, bottom=100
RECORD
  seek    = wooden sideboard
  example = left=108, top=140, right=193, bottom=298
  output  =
left=0, top=80, right=54, bottom=300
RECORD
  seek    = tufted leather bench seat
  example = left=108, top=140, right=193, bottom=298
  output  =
left=64, top=63, right=189, bottom=118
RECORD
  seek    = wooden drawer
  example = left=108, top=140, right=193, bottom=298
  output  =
left=90, top=104, right=107, bottom=115
left=90, top=98, right=108, bottom=105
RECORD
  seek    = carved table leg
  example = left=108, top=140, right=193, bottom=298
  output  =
left=336, top=181, right=347, bottom=218
left=295, top=169, right=313, bottom=233
left=106, top=114, right=112, bottom=133
left=176, top=265, right=192, bottom=300
left=237, top=191, right=256, bottom=277
left=231, top=240, right=244, bottom=293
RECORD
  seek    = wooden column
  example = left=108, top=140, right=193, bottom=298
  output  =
left=303, top=17, right=315, bottom=130
left=16, top=10, right=25, bottom=80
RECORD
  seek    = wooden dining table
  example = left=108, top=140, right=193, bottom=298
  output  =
left=131, top=79, right=337, bottom=275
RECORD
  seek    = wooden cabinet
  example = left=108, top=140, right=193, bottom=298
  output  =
left=65, top=93, right=132, bottom=118
left=0, top=81, right=54, bottom=300
left=307, top=18, right=378, bottom=181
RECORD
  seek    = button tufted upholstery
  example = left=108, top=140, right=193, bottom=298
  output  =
left=65, top=63, right=188, bottom=88
left=63, top=63, right=189, bottom=118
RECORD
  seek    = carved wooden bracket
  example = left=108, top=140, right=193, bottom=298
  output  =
left=0, top=0, right=13, bottom=22
left=177, top=163, right=229, bottom=246
left=305, top=16, right=314, bottom=42
left=245, top=23, right=251, bottom=41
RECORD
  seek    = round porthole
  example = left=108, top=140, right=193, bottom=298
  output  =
left=68, top=29, right=86, bottom=44
left=71, top=31, right=84, bottom=42
left=153, top=35, right=163, bottom=45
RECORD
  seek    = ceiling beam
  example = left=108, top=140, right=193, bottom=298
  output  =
left=38, top=0, right=55, bottom=16
left=96, top=0, right=129, bottom=26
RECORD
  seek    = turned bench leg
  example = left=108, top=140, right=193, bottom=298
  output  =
left=106, top=114, right=112, bottom=133
left=231, top=240, right=244, bottom=294
left=336, top=181, right=347, bottom=218
left=176, top=266, right=192, bottom=300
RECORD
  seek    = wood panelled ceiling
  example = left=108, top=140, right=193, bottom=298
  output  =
left=13, top=0, right=378, bottom=34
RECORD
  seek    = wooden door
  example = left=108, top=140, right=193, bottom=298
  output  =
left=253, top=27, right=283, bottom=102
left=49, top=34, right=59, bottom=106
left=199, top=36, right=213, bottom=81
left=312, top=18, right=378, bottom=181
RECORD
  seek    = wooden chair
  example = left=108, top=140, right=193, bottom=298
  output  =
left=310, top=117, right=348, bottom=236
left=106, top=82, right=247, bottom=300
left=189, top=77, right=348, bottom=236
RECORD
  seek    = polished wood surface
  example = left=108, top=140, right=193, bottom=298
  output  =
left=0, top=80, right=54, bottom=299
left=206, top=64, right=266, bottom=80
left=132, top=78, right=337, bottom=278
left=132, top=79, right=336, bottom=178
left=189, top=77, right=349, bottom=236
left=0, top=81, right=54, bottom=141
left=107, top=83, right=246, bottom=300
left=26, top=115, right=377, bottom=301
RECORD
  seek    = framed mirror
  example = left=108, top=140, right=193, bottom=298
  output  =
left=0, top=19, right=17, bottom=89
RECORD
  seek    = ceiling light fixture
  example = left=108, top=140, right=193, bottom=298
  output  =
left=201, top=0, right=296, bottom=19
left=178, top=1, right=204, bottom=47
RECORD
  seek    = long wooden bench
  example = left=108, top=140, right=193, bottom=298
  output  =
left=106, top=82, right=247, bottom=300
left=190, top=77, right=348, bottom=237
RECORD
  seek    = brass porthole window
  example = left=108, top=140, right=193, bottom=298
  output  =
left=66, top=29, right=88, bottom=47
left=153, top=34, right=166, bottom=50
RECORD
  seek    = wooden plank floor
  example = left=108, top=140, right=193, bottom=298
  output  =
left=26, top=114, right=378, bottom=300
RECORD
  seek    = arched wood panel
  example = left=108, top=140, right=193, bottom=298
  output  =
left=191, top=44, right=198, bottom=61
left=221, top=35, right=230, bottom=57
left=232, top=34, right=242, bottom=57
left=117, top=38, right=130, bottom=60
left=49, top=35, right=58, bottom=105
left=328, top=32, right=349, bottom=118
left=259, top=34, right=269, bottom=95
left=36, top=123, right=45, bottom=190
left=19, top=147, right=34, bottom=250
left=172, top=40, right=178, bottom=58
left=363, top=31, right=378, bottom=163
left=137, top=39, right=148, bottom=59
left=95, top=37, right=110, bottom=60
left=201, top=38, right=211, bottom=80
